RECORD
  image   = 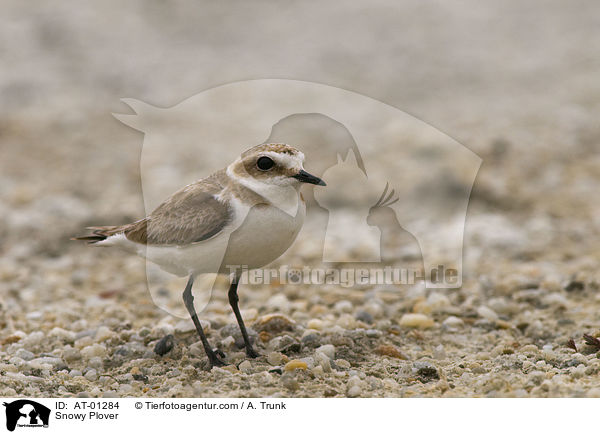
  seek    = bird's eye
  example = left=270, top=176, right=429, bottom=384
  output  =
left=256, top=156, right=275, bottom=171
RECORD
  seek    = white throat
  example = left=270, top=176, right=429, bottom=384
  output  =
left=227, top=168, right=300, bottom=216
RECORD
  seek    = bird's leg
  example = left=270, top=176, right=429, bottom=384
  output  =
left=228, top=278, right=260, bottom=358
left=182, top=275, right=225, bottom=368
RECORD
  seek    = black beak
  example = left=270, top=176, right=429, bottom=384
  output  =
left=292, top=170, right=326, bottom=186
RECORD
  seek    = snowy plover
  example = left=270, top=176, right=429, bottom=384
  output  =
left=75, top=143, right=325, bottom=368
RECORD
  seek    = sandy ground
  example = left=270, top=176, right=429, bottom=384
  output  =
left=1, top=1, right=600, bottom=397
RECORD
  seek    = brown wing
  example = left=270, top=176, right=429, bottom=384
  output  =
left=79, top=171, right=232, bottom=246
left=138, top=185, right=231, bottom=245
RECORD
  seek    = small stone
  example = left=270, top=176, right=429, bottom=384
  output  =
left=23, top=331, right=45, bottom=346
left=81, top=344, right=107, bottom=359
left=399, top=313, right=434, bottom=329
left=334, top=300, right=353, bottom=313
left=301, top=333, right=321, bottom=348
left=311, top=365, right=325, bottom=376
left=74, top=336, right=94, bottom=349
left=220, top=324, right=258, bottom=350
left=88, top=357, right=103, bottom=370
left=442, top=316, right=464, bottom=329
left=154, top=334, right=174, bottom=356
left=280, top=373, right=299, bottom=391
left=268, top=335, right=301, bottom=355
left=375, top=345, right=407, bottom=359
left=95, top=326, right=115, bottom=342
left=307, top=319, right=324, bottom=330
left=62, top=346, right=81, bottom=362
left=346, top=375, right=363, bottom=397
left=220, top=336, right=235, bottom=348
left=425, top=293, right=451, bottom=313
left=315, top=344, right=336, bottom=360
left=334, top=359, right=351, bottom=369
left=119, top=384, right=133, bottom=394
left=239, top=360, right=252, bottom=374
left=336, top=314, right=357, bottom=329
left=175, top=319, right=209, bottom=334
left=284, top=360, right=308, bottom=371
left=315, top=352, right=332, bottom=372
left=355, top=310, right=374, bottom=324
left=413, top=361, right=439, bottom=382
left=433, top=345, right=446, bottom=360
left=267, top=352, right=286, bottom=366
left=363, top=301, right=384, bottom=318
left=254, top=314, right=295, bottom=334
left=49, top=327, right=76, bottom=342
left=267, top=294, right=291, bottom=313
left=15, top=349, right=34, bottom=361
left=69, top=370, right=83, bottom=377
left=564, top=281, right=584, bottom=292
left=84, top=369, right=98, bottom=381
left=347, top=385, right=361, bottom=397
left=477, top=306, right=499, bottom=322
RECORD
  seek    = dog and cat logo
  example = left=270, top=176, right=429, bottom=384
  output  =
left=2, top=400, right=50, bottom=431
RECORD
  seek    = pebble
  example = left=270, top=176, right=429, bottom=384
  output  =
left=315, top=352, right=332, bottom=372
left=267, top=352, right=286, bottom=366
left=220, top=324, right=258, bottom=350
left=239, top=360, right=252, bottom=374
left=254, top=314, right=295, bottom=333
left=88, top=357, right=103, bottom=370
left=346, top=385, right=362, bottom=397
left=49, top=327, right=76, bottom=342
left=220, top=336, right=235, bottom=348
left=334, top=300, right=353, bottom=313
left=154, top=334, right=175, bottom=356
left=23, top=331, right=45, bottom=346
left=315, top=344, right=336, bottom=360
left=62, top=346, right=81, bottom=362
left=175, top=319, right=209, bottom=334
left=363, top=301, right=384, bottom=318
left=433, top=345, right=447, bottom=360
left=346, top=375, right=363, bottom=397
left=301, top=333, right=321, bottom=348
left=29, top=357, right=67, bottom=370
left=336, top=314, right=357, bottom=329
left=307, top=319, right=324, bottom=330
left=81, top=344, right=107, bottom=359
left=268, top=335, right=301, bottom=354
left=427, top=292, right=451, bottom=312
left=477, top=306, right=499, bottom=322
left=442, top=316, right=464, bottom=329
left=375, top=345, right=407, bottom=359
left=15, top=349, right=34, bottom=361
left=399, top=313, right=434, bottom=329
left=413, top=361, right=439, bottom=382
left=334, top=359, right=351, bottom=369
left=84, top=369, right=98, bottom=381
left=267, top=294, right=291, bottom=313
left=355, top=310, right=374, bottom=324
left=95, top=326, right=115, bottom=342
left=280, top=373, right=299, bottom=391
left=284, top=360, right=308, bottom=371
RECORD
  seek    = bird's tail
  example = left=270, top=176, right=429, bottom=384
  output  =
left=71, top=226, right=124, bottom=244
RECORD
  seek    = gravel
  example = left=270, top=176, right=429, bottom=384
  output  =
left=1, top=1, right=600, bottom=398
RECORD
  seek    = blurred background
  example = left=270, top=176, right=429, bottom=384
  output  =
left=1, top=0, right=600, bottom=397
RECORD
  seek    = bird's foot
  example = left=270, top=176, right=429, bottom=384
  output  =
left=245, top=346, right=260, bottom=359
left=207, top=349, right=227, bottom=369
